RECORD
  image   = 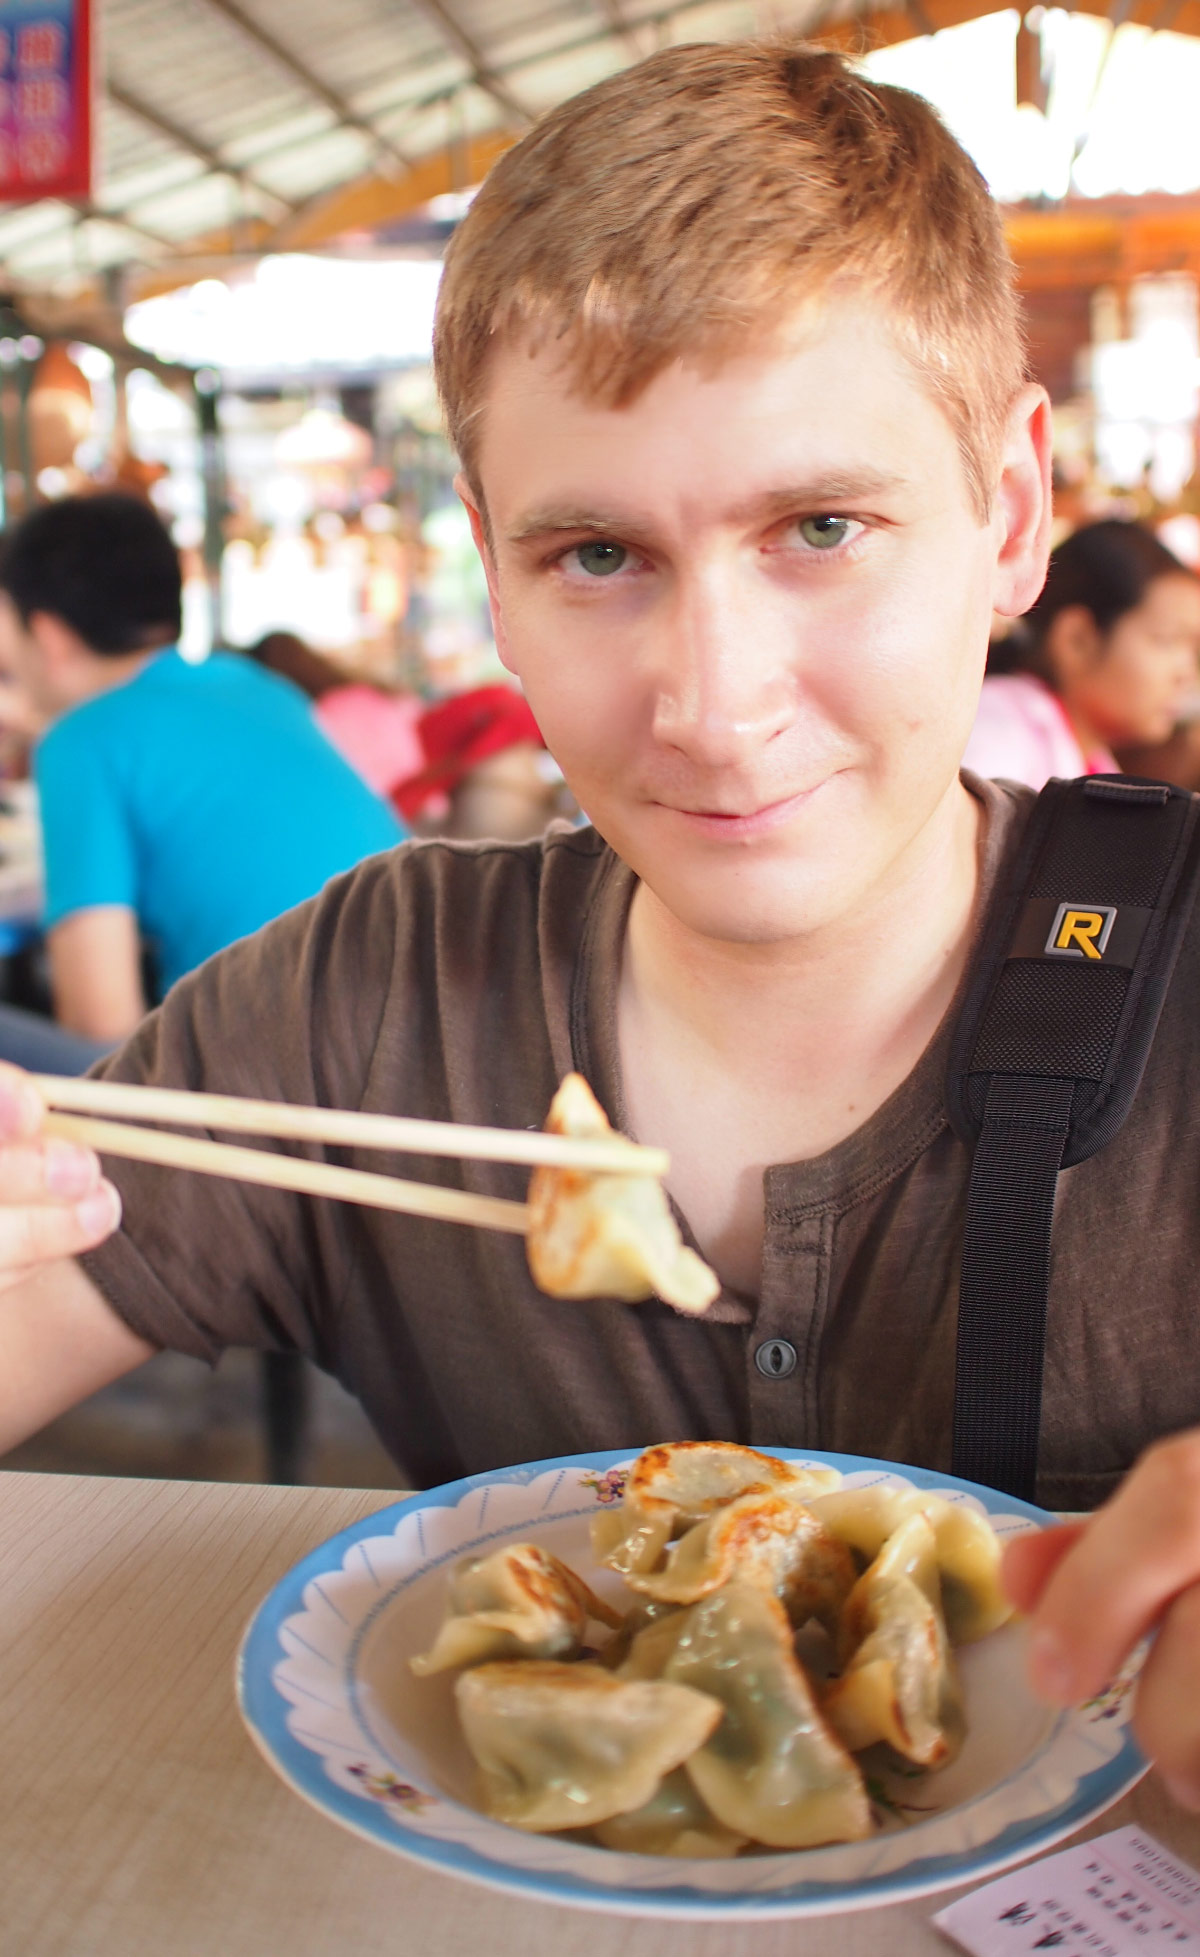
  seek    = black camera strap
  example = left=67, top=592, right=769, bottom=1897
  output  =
left=945, top=775, right=1200, bottom=1500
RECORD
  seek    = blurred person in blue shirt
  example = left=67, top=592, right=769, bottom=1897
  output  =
left=0, top=493, right=405, bottom=1046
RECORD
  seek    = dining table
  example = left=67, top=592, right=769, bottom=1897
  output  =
left=3, top=1467, right=1196, bottom=1957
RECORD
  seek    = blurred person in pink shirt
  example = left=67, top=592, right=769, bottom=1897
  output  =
left=243, top=633, right=426, bottom=801
left=244, top=632, right=561, bottom=839
left=963, top=519, right=1200, bottom=788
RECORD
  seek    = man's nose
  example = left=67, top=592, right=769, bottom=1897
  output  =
left=649, top=580, right=795, bottom=764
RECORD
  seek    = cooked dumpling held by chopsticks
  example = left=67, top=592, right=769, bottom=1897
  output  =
left=526, top=1074, right=719, bottom=1314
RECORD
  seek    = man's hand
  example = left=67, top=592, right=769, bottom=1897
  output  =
left=0, top=1060, right=155, bottom=1454
left=1003, top=1434, right=1200, bottom=1809
left=0, top=1061, right=121, bottom=1278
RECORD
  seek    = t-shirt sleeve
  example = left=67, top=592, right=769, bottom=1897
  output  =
left=36, top=715, right=138, bottom=926
left=78, top=848, right=408, bottom=1368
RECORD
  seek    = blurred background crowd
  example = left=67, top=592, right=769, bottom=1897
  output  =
left=1, top=0, right=1200, bottom=1484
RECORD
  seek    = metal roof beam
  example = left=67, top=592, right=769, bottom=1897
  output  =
left=594, top=0, right=652, bottom=59
left=107, top=78, right=299, bottom=215
left=192, top=0, right=411, bottom=171
left=399, top=0, right=534, bottom=124
left=77, top=203, right=177, bottom=253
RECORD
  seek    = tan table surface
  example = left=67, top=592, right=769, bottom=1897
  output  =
left=2, top=1469, right=1196, bottom=1957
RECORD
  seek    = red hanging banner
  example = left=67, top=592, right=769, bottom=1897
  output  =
left=0, top=0, right=93, bottom=202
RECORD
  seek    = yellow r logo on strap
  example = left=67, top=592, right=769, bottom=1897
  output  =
left=1047, top=906, right=1116, bottom=959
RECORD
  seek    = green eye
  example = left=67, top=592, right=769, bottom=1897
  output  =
left=574, top=541, right=627, bottom=577
left=798, top=516, right=851, bottom=550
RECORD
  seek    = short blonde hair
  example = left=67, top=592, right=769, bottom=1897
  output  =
left=433, top=41, right=1026, bottom=521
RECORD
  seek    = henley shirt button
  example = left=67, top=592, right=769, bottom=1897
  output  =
left=754, top=1338, right=798, bottom=1381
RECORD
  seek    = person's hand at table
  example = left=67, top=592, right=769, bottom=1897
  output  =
left=0, top=1060, right=121, bottom=1285
left=0, top=1059, right=151, bottom=1452
left=1004, top=1433, right=1200, bottom=1808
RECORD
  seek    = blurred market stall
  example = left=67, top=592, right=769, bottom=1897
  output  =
left=0, top=0, right=1197, bottom=671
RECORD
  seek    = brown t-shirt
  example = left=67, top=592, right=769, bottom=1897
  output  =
left=80, top=776, right=1200, bottom=1510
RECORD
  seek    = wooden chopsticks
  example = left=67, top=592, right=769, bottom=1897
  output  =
left=32, top=1075, right=668, bottom=1175
left=41, top=1111, right=533, bottom=1235
left=32, top=1074, right=669, bottom=1237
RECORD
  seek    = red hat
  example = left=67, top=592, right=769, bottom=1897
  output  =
left=393, top=685, right=544, bottom=821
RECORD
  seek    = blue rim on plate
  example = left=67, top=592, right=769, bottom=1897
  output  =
left=236, top=1448, right=1146, bottom=1920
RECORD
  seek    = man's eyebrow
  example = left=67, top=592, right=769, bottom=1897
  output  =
left=504, top=471, right=913, bottom=545
left=506, top=507, right=637, bottom=545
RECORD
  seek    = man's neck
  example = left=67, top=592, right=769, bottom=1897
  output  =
left=1057, top=696, right=1110, bottom=765
left=58, top=645, right=163, bottom=714
left=616, top=780, right=984, bottom=1293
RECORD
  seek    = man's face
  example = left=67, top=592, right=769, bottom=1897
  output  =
left=467, top=296, right=1046, bottom=948
left=0, top=597, right=55, bottom=721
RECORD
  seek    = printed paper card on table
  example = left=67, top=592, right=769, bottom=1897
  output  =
left=936, top=1828, right=1200, bottom=1956
left=0, top=0, right=92, bottom=201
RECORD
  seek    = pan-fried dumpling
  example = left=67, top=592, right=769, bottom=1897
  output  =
left=626, top=1440, right=842, bottom=1528
left=410, top=1542, right=620, bottom=1676
left=836, top=1508, right=942, bottom=1650
left=591, top=1440, right=841, bottom=1578
left=807, top=1485, right=1012, bottom=1644
left=595, top=1597, right=683, bottom=1671
left=591, top=1768, right=747, bottom=1857
left=805, top=1484, right=915, bottom=1564
left=623, top=1491, right=856, bottom=1634
left=455, top=1660, right=723, bottom=1832
left=590, top=1504, right=675, bottom=1581
left=918, top=1498, right=1013, bottom=1644
left=526, top=1075, right=720, bottom=1314
left=823, top=1515, right=965, bottom=1770
left=626, top=1582, right=871, bottom=1848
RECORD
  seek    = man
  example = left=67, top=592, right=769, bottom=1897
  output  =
left=0, top=45, right=1195, bottom=1800
left=0, top=493, right=405, bottom=1042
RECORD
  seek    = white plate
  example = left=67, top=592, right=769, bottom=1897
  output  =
left=236, top=1447, right=1145, bottom=1920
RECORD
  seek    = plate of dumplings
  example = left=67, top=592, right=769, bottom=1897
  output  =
left=237, top=1442, right=1146, bottom=1919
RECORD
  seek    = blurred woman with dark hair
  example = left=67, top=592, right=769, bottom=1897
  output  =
left=962, top=519, right=1200, bottom=789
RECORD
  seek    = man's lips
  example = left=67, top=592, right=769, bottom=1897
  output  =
left=652, top=785, right=822, bottom=837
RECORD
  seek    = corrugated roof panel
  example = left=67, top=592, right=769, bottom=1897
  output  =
left=221, top=105, right=332, bottom=171
left=252, top=128, right=379, bottom=203
left=246, top=0, right=449, bottom=99
left=97, top=148, right=208, bottom=217
left=510, top=37, right=627, bottom=113
left=6, top=227, right=95, bottom=281
left=97, top=98, right=170, bottom=180
left=120, top=171, right=252, bottom=237
left=2, top=0, right=1076, bottom=300
left=477, top=6, right=619, bottom=77
left=107, top=0, right=314, bottom=153
left=358, top=63, right=472, bottom=137
left=453, top=0, right=595, bottom=49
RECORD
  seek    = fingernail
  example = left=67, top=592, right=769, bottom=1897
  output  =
left=76, top=1184, right=120, bottom=1235
left=1029, top=1627, right=1078, bottom=1703
left=45, top=1139, right=95, bottom=1198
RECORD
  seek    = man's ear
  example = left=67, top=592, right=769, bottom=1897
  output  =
left=455, top=471, right=515, bottom=675
left=991, top=384, right=1054, bottom=621
left=28, top=610, right=87, bottom=690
